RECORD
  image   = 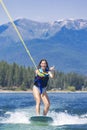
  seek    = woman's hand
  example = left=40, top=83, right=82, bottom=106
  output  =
left=35, top=69, right=39, bottom=75
left=49, top=66, right=55, bottom=78
left=49, top=66, right=55, bottom=71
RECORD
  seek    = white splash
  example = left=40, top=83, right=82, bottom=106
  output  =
left=1, top=110, right=30, bottom=124
left=0, top=109, right=87, bottom=126
left=48, top=111, right=87, bottom=126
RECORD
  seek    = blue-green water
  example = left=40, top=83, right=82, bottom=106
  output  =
left=0, top=92, right=87, bottom=130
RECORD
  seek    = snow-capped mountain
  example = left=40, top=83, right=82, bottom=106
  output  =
left=0, top=18, right=87, bottom=74
left=1, top=18, right=87, bottom=41
left=54, top=19, right=87, bottom=29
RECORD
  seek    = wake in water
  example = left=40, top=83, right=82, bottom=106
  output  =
left=48, top=111, right=87, bottom=126
left=0, top=108, right=87, bottom=126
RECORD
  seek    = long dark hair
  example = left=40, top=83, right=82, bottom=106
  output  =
left=37, top=59, right=49, bottom=71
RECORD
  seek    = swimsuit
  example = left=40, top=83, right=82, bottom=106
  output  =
left=34, top=68, right=49, bottom=94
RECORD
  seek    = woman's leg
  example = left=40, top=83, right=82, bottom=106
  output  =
left=33, top=86, right=41, bottom=115
left=41, top=92, right=50, bottom=115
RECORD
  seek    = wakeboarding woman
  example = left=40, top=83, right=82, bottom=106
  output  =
left=33, top=59, right=55, bottom=115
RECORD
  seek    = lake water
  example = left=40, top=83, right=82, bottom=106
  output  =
left=0, top=92, right=87, bottom=130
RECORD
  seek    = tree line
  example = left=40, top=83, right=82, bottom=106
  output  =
left=0, top=61, right=87, bottom=91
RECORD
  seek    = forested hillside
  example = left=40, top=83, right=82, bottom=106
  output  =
left=0, top=61, right=87, bottom=91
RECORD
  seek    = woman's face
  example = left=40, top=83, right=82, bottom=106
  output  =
left=40, top=60, right=47, bottom=70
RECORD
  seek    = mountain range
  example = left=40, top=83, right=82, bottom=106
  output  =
left=0, top=18, right=87, bottom=74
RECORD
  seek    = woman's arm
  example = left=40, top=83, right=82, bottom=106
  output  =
left=48, top=66, right=55, bottom=78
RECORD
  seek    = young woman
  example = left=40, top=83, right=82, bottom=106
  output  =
left=33, top=59, right=55, bottom=115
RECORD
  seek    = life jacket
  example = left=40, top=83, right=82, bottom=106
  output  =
left=34, top=68, right=49, bottom=94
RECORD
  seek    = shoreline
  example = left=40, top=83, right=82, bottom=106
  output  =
left=0, top=89, right=32, bottom=93
left=0, top=89, right=87, bottom=93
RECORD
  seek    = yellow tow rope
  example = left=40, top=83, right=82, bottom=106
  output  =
left=0, top=0, right=37, bottom=69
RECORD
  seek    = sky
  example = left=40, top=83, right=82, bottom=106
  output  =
left=0, top=0, right=87, bottom=25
